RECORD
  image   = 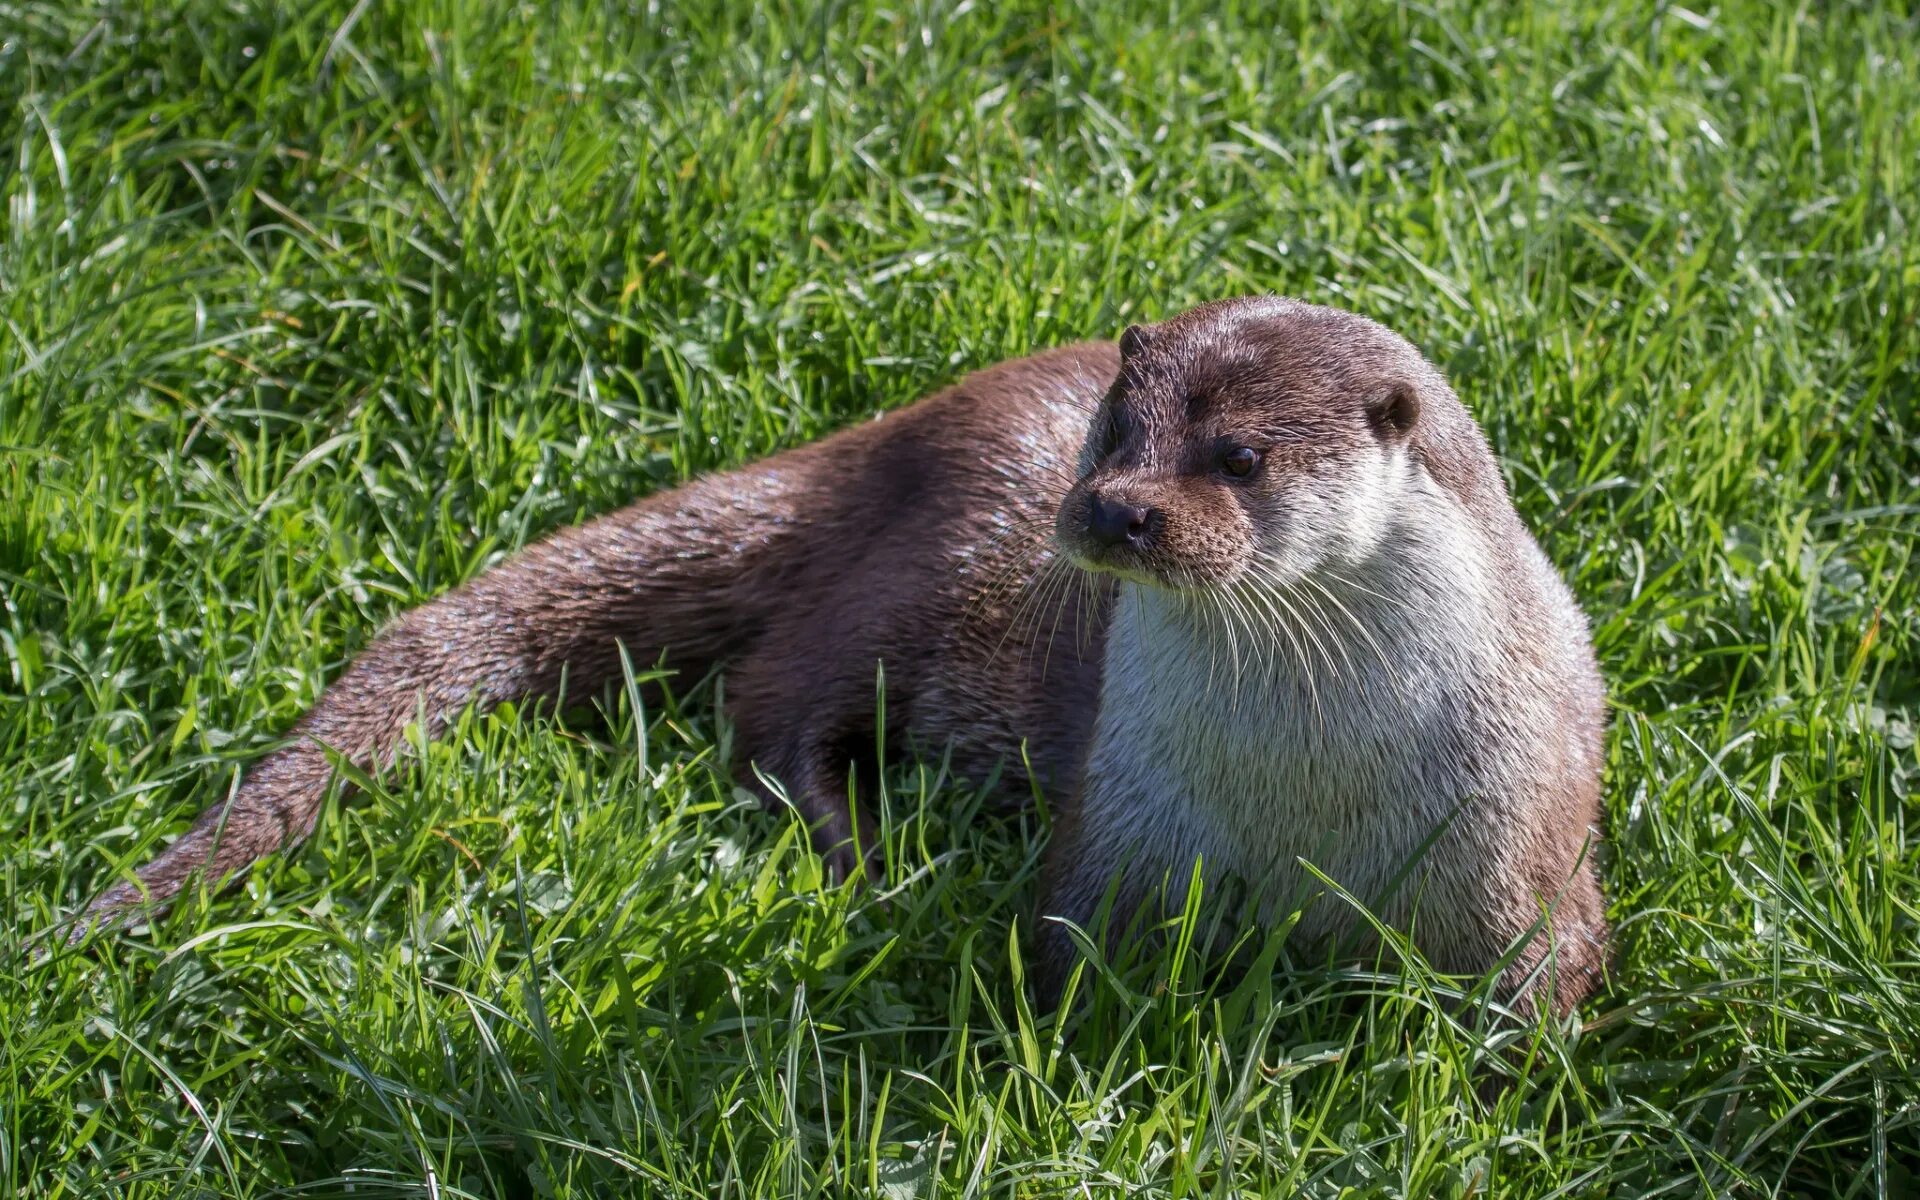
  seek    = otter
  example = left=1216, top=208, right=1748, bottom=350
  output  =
left=73, top=297, right=1610, bottom=1016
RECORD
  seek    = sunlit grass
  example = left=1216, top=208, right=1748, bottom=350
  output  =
left=3, top=0, right=1917, bottom=1195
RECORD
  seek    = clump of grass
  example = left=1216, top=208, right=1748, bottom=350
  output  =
left=4, top=0, right=1917, bottom=1195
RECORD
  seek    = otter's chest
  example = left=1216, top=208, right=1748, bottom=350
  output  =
left=1086, top=592, right=1497, bottom=910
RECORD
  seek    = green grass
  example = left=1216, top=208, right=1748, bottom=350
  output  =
left=3, top=0, right=1917, bottom=1194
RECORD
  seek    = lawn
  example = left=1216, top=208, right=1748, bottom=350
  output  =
left=3, top=0, right=1917, bottom=1195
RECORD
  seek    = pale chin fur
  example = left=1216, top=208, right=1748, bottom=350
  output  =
left=1062, top=552, right=1165, bottom=589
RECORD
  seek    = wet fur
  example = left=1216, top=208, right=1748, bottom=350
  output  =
left=75, top=297, right=1608, bottom=1016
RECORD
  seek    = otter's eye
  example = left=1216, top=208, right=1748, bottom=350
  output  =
left=1221, top=446, right=1261, bottom=478
left=1102, top=406, right=1133, bottom=458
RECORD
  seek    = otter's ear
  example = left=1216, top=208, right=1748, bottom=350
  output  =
left=1118, top=323, right=1156, bottom=362
left=1366, top=381, right=1420, bottom=438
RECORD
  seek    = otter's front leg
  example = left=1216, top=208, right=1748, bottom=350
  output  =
left=735, top=738, right=875, bottom=882
left=1029, top=803, right=1167, bottom=1010
left=724, top=663, right=877, bottom=882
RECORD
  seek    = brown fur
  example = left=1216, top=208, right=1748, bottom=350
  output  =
left=74, top=298, right=1609, bottom=1017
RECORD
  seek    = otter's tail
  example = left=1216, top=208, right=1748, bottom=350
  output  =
left=73, top=461, right=808, bottom=938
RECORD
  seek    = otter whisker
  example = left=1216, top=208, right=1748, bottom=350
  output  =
left=1191, top=588, right=1228, bottom=694
left=961, top=515, right=1056, bottom=623
left=1233, top=579, right=1292, bottom=679
left=1028, top=556, right=1090, bottom=678
left=1176, top=588, right=1218, bottom=692
left=1224, top=584, right=1267, bottom=691
left=1314, top=565, right=1400, bottom=610
left=985, top=551, right=1066, bottom=670
left=1300, top=571, right=1406, bottom=691
left=1217, top=587, right=1253, bottom=711
left=1251, top=556, right=1405, bottom=677
left=973, top=509, right=1068, bottom=598
left=1225, top=575, right=1322, bottom=724
left=1210, top=587, right=1249, bottom=699
left=1037, top=557, right=1093, bottom=681
left=1074, top=568, right=1106, bottom=656
left=1010, top=556, right=1070, bottom=654
left=1265, top=581, right=1340, bottom=684
left=1277, top=578, right=1356, bottom=682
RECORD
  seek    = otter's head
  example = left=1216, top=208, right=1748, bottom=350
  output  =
left=1056, top=296, right=1452, bottom=591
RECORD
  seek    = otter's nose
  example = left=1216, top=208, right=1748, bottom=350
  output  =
left=1087, top=494, right=1156, bottom=547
